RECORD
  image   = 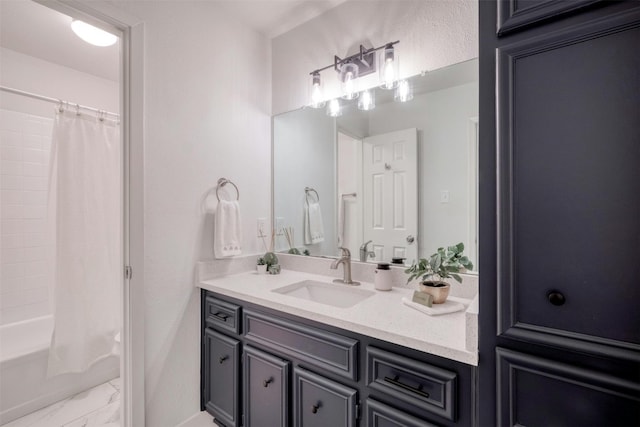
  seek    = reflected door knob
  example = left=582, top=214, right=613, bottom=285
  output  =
left=547, top=291, right=566, bottom=306
left=406, top=235, right=415, bottom=244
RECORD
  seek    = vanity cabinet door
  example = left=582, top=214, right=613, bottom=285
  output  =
left=294, top=367, right=358, bottom=427
left=204, top=328, right=241, bottom=427
left=243, top=346, right=290, bottom=427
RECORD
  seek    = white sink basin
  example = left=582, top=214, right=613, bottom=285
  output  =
left=272, top=280, right=375, bottom=308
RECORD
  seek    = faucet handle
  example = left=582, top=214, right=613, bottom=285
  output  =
left=360, top=240, right=373, bottom=250
left=337, top=247, right=351, bottom=258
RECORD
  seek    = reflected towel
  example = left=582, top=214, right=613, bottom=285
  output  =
left=304, top=200, right=324, bottom=245
left=214, top=200, right=242, bottom=258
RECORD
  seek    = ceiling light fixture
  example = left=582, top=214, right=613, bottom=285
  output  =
left=71, top=20, right=118, bottom=47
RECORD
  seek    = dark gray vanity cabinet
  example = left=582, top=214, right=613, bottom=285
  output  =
left=201, top=289, right=476, bottom=427
left=479, top=1, right=640, bottom=425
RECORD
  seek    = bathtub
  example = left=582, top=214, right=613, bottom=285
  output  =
left=0, top=315, right=119, bottom=425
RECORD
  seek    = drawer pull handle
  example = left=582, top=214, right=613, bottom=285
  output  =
left=263, top=378, right=273, bottom=387
left=213, top=312, right=229, bottom=321
left=219, top=355, right=229, bottom=364
left=311, top=403, right=321, bottom=414
left=547, top=291, right=566, bottom=306
left=384, top=375, right=430, bottom=399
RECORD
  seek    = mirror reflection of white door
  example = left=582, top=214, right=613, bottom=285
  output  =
left=363, top=128, right=418, bottom=264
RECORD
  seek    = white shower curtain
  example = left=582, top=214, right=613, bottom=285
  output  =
left=47, top=109, right=121, bottom=377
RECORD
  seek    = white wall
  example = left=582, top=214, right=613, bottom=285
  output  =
left=272, top=0, right=478, bottom=114
left=0, top=48, right=119, bottom=325
left=103, top=2, right=272, bottom=426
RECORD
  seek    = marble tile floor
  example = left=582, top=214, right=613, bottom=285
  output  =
left=3, top=378, right=120, bottom=427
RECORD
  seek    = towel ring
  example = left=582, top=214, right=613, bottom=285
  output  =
left=305, top=187, right=319, bottom=203
left=216, top=178, right=240, bottom=201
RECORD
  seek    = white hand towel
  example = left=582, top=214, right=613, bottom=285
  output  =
left=304, top=200, right=324, bottom=245
left=214, top=200, right=242, bottom=258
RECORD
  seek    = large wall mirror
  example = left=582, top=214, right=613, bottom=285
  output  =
left=273, top=58, right=478, bottom=272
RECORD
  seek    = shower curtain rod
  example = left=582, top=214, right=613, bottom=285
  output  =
left=0, top=85, right=120, bottom=120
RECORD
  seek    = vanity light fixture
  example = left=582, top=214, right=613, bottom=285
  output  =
left=71, top=20, right=118, bottom=47
left=358, top=89, right=375, bottom=111
left=327, top=99, right=342, bottom=117
left=394, top=79, right=413, bottom=102
left=340, top=62, right=359, bottom=100
left=308, top=40, right=399, bottom=109
left=380, top=43, right=399, bottom=90
left=310, top=72, right=326, bottom=108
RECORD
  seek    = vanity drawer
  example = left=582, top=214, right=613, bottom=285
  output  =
left=244, top=309, right=359, bottom=380
left=366, top=398, right=438, bottom=427
left=294, top=367, right=358, bottom=427
left=205, top=295, right=241, bottom=334
left=366, top=346, right=457, bottom=421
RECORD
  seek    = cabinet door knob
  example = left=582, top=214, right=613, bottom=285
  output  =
left=547, top=291, right=566, bottom=306
left=311, top=403, right=321, bottom=414
left=219, top=355, right=229, bottom=364
left=263, top=378, right=273, bottom=387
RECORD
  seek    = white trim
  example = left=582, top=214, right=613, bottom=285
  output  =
left=31, top=2, right=145, bottom=426
left=467, top=116, right=479, bottom=272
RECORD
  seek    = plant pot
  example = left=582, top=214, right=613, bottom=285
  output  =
left=256, top=264, right=267, bottom=274
left=418, top=281, right=450, bottom=304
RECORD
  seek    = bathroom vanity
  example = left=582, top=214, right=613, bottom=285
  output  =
left=198, top=269, right=478, bottom=427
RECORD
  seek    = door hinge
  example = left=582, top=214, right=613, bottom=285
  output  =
left=124, top=265, right=133, bottom=279
left=355, top=403, right=361, bottom=420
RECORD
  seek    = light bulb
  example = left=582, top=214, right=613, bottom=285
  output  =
left=358, top=89, right=375, bottom=111
left=379, top=44, right=399, bottom=90
left=340, top=63, right=359, bottom=100
left=310, top=72, right=325, bottom=108
left=327, top=99, right=342, bottom=117
left=71, top=20, right=117, bottom=47
left=394, top=80, right=413, bottom=102
left=383, top=60, right=395, bottom=89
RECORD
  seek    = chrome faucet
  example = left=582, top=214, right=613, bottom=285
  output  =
left=331, top=247, right=360, bottom=286
left=359, top=240, right=375, bottom=262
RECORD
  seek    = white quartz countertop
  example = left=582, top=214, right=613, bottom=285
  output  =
left=198, top=269, right=478, bottom=366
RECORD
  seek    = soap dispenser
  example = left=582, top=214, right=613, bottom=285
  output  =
left=374, top=262, right=393, bottom=291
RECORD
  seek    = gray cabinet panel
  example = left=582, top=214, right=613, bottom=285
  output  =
left=497, top=348, right=640, bottom=426
left=497, top=0, right=601, bottom=35
left=294, top=367, right=358, bottom=427
left=243, top=346, right=290, bottom=427
left=366, top=399, right=438, bottom=427
left=204, top=328, right=240, bottom=427
left=244, top=309, right=359, bottom=380
left=496, top=7, right=640, bottom=353
left=367, top=346, right=457, bottom=421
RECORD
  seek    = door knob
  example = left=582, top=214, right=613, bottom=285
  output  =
left=406, top=235, right=415, bottom=244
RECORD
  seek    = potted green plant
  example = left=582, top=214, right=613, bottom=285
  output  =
left=256, top=257, right=267, bottom=274
left=405, top=242, right=473, bottom=304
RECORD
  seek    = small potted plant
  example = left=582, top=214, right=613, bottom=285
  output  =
left=256, top=257, right=267, bottom=274
left=405, top=242, right=473, bottom=304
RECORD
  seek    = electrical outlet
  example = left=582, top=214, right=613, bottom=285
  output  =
left=257, top=218, right=267, bottom=238
left=440, top=190, right=450, bottom=203
left=276, top=217, right=285, bottom=236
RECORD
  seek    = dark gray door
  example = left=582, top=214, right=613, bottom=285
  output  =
left=294, top=367, right=358, bottom=427
left=243, top=346, right=290, bottom=427
left=204, top=328, right=240, bottom=427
